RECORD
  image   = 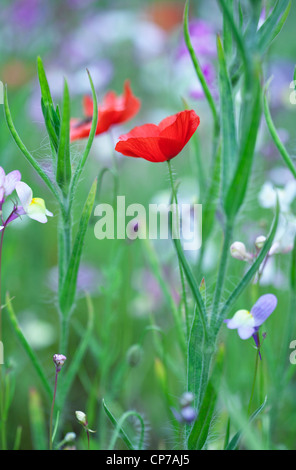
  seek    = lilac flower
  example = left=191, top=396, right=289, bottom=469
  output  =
left=0, top=167, right=21, bottom=207
left=172, top=391, right=197, bottom=424
left=224, top=294, right=277, bottom=341
left=53, top=354, right=67, bottom=372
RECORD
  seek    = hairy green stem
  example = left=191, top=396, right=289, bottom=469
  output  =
left=167, top=160, right=190, bottom=340
left=211, top=221, right=233, bottom=326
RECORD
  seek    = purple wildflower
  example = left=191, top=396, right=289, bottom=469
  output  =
left=224, top=294, right=277, bottom=357
left=53, top=353, right=67, bottom=372
left=0, top=167, right=21, bottom=207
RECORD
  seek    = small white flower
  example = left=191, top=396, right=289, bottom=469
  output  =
left=255, top=236, right=267, bottom=250
left=15, top=182, right=53, bottom=224
left=75, top=411, right=88, bottom=426
left=258, top=180, right=296, bottom=213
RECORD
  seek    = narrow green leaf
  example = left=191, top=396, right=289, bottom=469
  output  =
left=187, top=345, right=224, bottom=449
left=56, top=79, right=71, bottom=192
left=224, top=78, right=261, bottom=220
left=69, top=70, right=98, bottom=211
left=59, top=178, right=98, bottom=316
left=41, top=98, right=59, bottom=152
left=217, top=36, right=237, bottom=197
left=256, top=0, right=291, bottom=54
left=263, top=87, right=296, bottom=179
left=5, top=295, right=53, bottom=400
left=187, top=306, right=211, bottom=414
left=171, top=230, right=208, bottom=336
left=37, top=56, right=54, bottom=108
left=102, top=400, right=135, bottom=450
left=3, top=87, right=63, bottom=207
left=13, top=426, right=22, bottom=451
left=108, top=410, right=145, bottom=451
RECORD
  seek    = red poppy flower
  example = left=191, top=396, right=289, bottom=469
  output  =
left=70, top=80, right=141, bottom=142
left=115, top=110, right=200, bottom=163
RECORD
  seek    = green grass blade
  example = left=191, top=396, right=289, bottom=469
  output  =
left=108, top=410, right=145, bottom=451
left=187, top=306, right=210, bottom=414
left=225, top=396, right=267, bottom=450
left=263, top=86, right=296, bottom=179
left=187, top=345, right=224, bottom=449
left=59, top=178, right=97, bottom=316
left=5, top=295, right=53, bottom=400
left=224, top=78, right=261, bottom=220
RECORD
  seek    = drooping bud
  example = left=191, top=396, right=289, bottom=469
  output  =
left=53, top=354, right=67, bottom=372
left=230, top=242, right=253, bottom=261
left=126, top=344, right=143, bottom=367
left=255, top=235, right=266, bottom=250
left=75, top=411, right=88, bottom=427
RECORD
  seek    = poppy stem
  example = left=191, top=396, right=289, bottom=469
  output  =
left=167, top=160, right=190, bottom=339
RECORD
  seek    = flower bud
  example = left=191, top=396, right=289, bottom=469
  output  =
left=75, top=411, right=88, bottom=427
left=64, top=432, right=76, bottom=443
left=181, top=406, right=197, bottom=424
left=126, top=344, right=143, bottom=367
left=180, top=392, right=194, bottom=408
left=230, top=242, right=252, bottom=261
left=255, top=235, right=266, bottom=250
left=53, top=354, right=67, bottom=372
